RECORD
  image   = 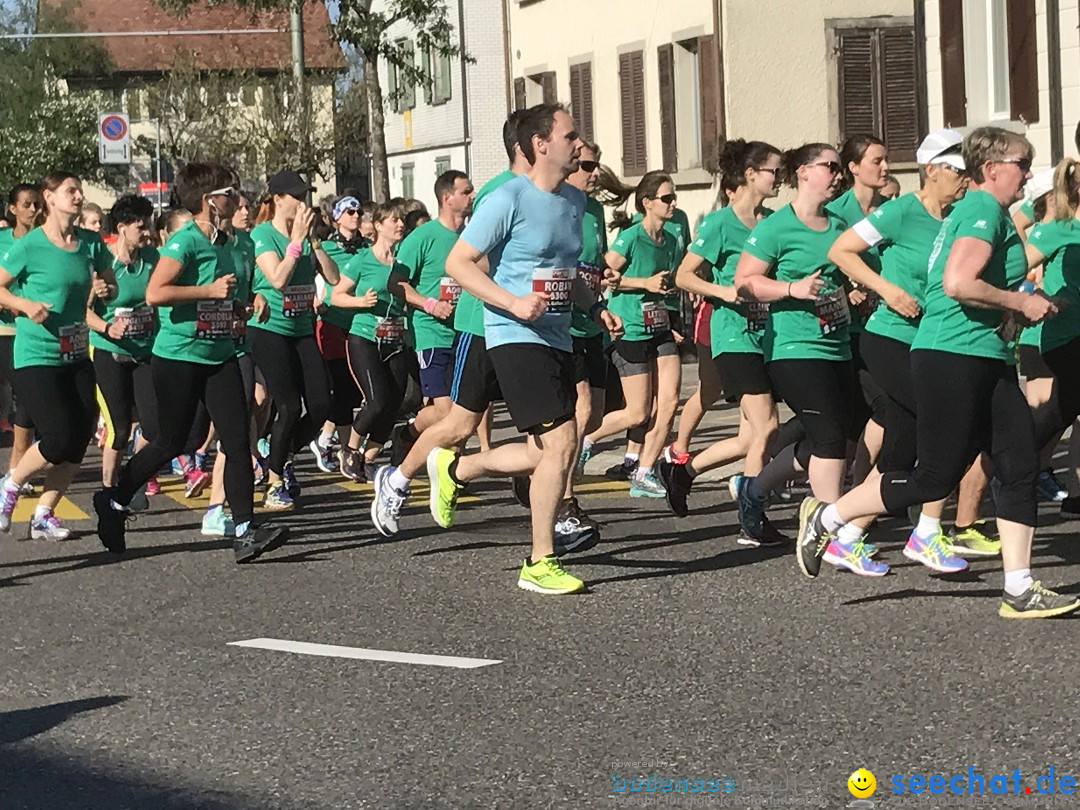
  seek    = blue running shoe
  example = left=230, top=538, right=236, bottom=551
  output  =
left=733, top=474, right=766, bottom=540
left=822, top=539, right=890, bottom=577
left=903, top=530, right=968, bottom=573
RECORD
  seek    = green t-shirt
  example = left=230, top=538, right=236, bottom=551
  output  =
left=249, top=221, right=317, bottom=337
left=862, top=193, right=947, bottom=346
left=570, top=196, right=608, bottom=339
left=632, top=208, right=690, bottom=310
left=1018, top=199, right=1035, bottom=222
left=742, top=204, right=851, bottom=362
left=153, top=221, right=249, bottom=366
left=454, top=169, right=517, bottom=338
left=90, top=245, right=159, bottom=357
left=0, top=229, right=23, bottom=331
left=1, top=227, right=110, bottom=369
left=397, top=219, right=460, bottom=351
left=912, top=190, right=1027, bottom=361
left=1027, top=218, right=1080, bottom=353
left=607, top=222, right=679, bottom=343
left=827, top=189, right=883, bottom=331
left=689, top=206, right=772, bottom=356
left=320, top=234, right=366, bottom=330
left=343, top=250, right=408, bottom=343
left=231, top=230, right=256, bottom=356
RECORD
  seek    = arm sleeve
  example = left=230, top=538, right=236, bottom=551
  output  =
left=609, top=229, right=634, bottom=261
left=857, top=197, right=906, bottom=249
left=742, top=216, right=780, bottom=265
left=953, top=197, right=1005, bottom=245
left=395, top=232, right=424, bottom=285
left=687, top=215, right=723, bottom=265
left=0, top=239, right=27, bottom=282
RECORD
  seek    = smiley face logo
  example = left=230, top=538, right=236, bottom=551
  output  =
left=848, top=768, right=876, bottom=798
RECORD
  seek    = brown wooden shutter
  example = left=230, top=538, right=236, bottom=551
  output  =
left=938, top=0, right=967, bottom=127
left=513, top=77, right=526, bottom=111
left=569, top=62, right=594, bottom=143
left=837, top=28, right=878, bottom=144
left=698, top=34, right=720, bottom=173
left=879, top=26, right=921, bottom=162
left=657, top=44, right=678, bottom=173
left=619, top=50, right=647, bottom=176
left=540, top=71, right=558, bottom=104
left=1007, top=0, right=1039, bottom=123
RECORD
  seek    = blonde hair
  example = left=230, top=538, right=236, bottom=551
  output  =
left=1052, top=157, right=1080, bottom=221
left=963, top=127, right=1033, bottom=184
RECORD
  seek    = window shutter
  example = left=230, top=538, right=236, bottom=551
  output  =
left=938, top=0, right=967, bottom=127
left=513, top=77, right=526, bottom=110
left=657, top=43, right=678, bottom=173
left=401, top=40, right=416, bottom=111
left=1007, top=0, right=1039, bottom=123
left=879, top=26, right=921, bottom=162
left=619, top=50, right=647, bottom=176
left=541, top=71, right=558, bottom=104
left=388, top=60, right=400, bottom=114
left=697, top=34, right=720, bottom=173
left=439, top=52, right=452, bottom=102
left=570, top=62, right=594, bottom=144
left=837, top=28, right=878, bottom=145
left=423, top=48, right=433, bottom=105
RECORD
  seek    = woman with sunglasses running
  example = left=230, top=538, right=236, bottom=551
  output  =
left=248, top=169, right=339, bottom=509
left=581, top=171, right=681, bottom=498
left=0, top=172, right=116, bottom=540
left=797, top=128, right=1079, bottom=619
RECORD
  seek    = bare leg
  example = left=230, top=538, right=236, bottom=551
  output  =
left=37, top=463, right=78, bottom=511
left=852, top=420, right=884, bottom=485
left=955, top=454, right=992, bottom=528
left=585, top=372, right=651, bottom=446
left=402, top=405, right=483, bottom=481
left=477, top=404, right=494, bottom=453
left=639, top=353, right=681, bottom=469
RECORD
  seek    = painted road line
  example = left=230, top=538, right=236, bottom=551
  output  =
left=12, top=496, right=87, bottom=522
left=228, top=638, right=501, bottom=669
left=334, top=478, right=480, bottom=504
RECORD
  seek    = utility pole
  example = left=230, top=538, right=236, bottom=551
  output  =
left=290, top=0, right=311, bottom=195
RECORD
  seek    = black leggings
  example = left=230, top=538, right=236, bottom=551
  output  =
left=1035, top=334, right=1080, bottom=449
left=880, top=350, right=1037, bottom=527
left=346, top=335, right=412, bottom=445
left=116, top=356, right=254, bottom=524
left=767, top=358, right=855, bottom=461
left=249, top=328, right=331, bottom=476
left=93, top=350, right=158, bottom=450
left=12, top=362, right=97, bottom=465
left=850, top=331, right=888, bottom=432
left=860, top=332, right=917, bottom=473
left=326, top=356, right=360, bottom=426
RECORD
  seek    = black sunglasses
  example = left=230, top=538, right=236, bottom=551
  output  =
left=652, top=193, right=677, bottom=204
left=343, top=208, right=359, bottom=216
left=579, top=160, right=599, bottom=173
left=810, top=161, right=844, bottom=175
left=999, top=157, right=1033, bottom=173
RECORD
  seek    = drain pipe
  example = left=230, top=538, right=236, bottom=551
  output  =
left=1047, top=0, right=1064, bottom=163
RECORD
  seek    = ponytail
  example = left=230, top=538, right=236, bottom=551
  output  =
left=1052, top=158, right=1080, bottom=222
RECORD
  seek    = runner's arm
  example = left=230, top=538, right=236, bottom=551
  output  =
left=146, top=256, right=222, bottom=305
left=675, top=251, right=735, bottom=302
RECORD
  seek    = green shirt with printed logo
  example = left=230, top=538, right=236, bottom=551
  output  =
left=343, top=250, right=408, bottom=343
left=248, top=221, right=317, bottom=337
left=396, top=219, right=460, bottom=351
left=571, top=196, right=608, bottom=339
left=607, top=222, right=679, bottom=343
left=90, top=245, right=159, bottom=357
left=1027, top=218, right=1080, bottom=353
left=827, top=188, right=883, bottom=331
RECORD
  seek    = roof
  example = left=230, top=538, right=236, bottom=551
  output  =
left=42, top=0, right=345, bottom=73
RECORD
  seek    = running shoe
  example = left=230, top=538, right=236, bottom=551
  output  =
left=145, top=476, right=161, bottom=496
left=517, top=555, right=585, bottom=595
left=233, top=522, right=289, bottom=564
left=427, top=447, right=462, bottom=529
left=657, top=459, right=692, bottom=517
left=127, top=424, right=142, bottom=457
left=309, top=439, right=336, bottom=474
left=736, top=516, right=789, bottom=548
left=904, top=530, right=968, bottom=573
left=629, top=470, right=665, bottom=498
left=999, top=581, right=1080, bottom=619
left=389, top=423, right=417, bottom=467
left=183, top=467, right=210, bottom=498
left=554, top=497, right=601, bottom=555
left=733, top=474, right=767, bottom=541
left=1036, top=468, right=1068, bottom=503
left=574, top=446, right=592, bottom=481
left=340, top=449, right=366, bottom=483
left=282, top=461, right=301, bottom=499
left=863, top=540, right=878, bottom=558
left=194, top=451, right=208, bottom=471
left=663, top=443, right=690, bottom=465
left=561, top=497, right=600, bottom=534
left=511, top=475, right=531, bottom=509
left=263, top=481, right=294, bottom=511
left=947, top=520, right=1001, bottom=558
left=794, top=496, right=831, bottom=579
left=371, top=466, right=407, bottom=537
left=727, top=476, right=739, bottom=501
left=822, top=539, right=890, bottom=577
left=17, top=480, right=33, bottom=496
left=28, top=511, right=72, bottom=541
left=1062, top=496, right=1080, bottom=520
left=604, top=458, right=638, bottom=480
left=201, top=506, right=236, bottom=538
left=256, top=437, right=270, bottom=459
left=170, top=457, right=187, bottom=476
left=127, top=485, right=150, bottom=514
left=253, top=457, right=267, bottom=487
left=0, top=476, right=19, bottom=533
left=771, top=485, right=794, bottom=503
left=93, top=488, right=128, bottom=554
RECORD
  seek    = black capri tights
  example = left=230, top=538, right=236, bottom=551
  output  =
left=767, top=358, right=855, bottom=462
left=12, top=362, right=97, bottom=465
left=859, top=331, right=917, bottom=473
left=880, top=349, right=1038, bottom=527
left=1036, top=334, right=1080, bottom=451
left=94, top=350, right=158, bottom=451
left=346, top=335, right=412, bottom=445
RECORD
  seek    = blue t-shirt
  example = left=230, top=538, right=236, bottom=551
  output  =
left=458, top=174, right=585, bottom=351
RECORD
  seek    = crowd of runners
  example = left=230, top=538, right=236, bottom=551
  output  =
left=2, top=102, right=1080, bottom=618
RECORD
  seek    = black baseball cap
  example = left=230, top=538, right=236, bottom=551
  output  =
left=267, top=169, right=314, bottom=199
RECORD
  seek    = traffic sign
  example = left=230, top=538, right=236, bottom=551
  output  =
left=98, top=112, right=130, bottom=164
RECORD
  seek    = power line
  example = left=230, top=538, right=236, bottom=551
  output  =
left=0, top=28, right=281, bottom=40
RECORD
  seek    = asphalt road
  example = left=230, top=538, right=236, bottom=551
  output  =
left=3, top=366, right=1080, bottom=810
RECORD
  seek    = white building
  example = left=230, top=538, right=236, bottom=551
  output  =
left=374, top=0, right=509, bottom=212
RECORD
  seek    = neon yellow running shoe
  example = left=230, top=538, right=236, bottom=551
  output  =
left=517, top=555, right=585, bottom=595
left=426, top=447, right=462, bottom=528
left=948, top=520, right=1001, bottom=558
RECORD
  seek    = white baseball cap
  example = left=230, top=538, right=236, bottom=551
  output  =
left=916, top=129, right=965, bottom=171
left=1025, top=168, right=1055, bottom=202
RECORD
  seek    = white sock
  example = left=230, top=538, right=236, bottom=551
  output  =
left=914, top=512, right=941, bottom=541
left=820, top=504, right=845, bottom=533
left=836, top=522, right=864, bottom=549
left=1004, top=568, right=1034, bottom=597
left=388, top=468, right=410, bottom=493
left=3, top=476, right=19, bottom=493
left=637, top=465, right=652, bottom=477
left=582, top=437, right=593, bottom=453
left=624, top=453, right=639, bottom=464
left=33, top=505, right=51, bottom=520
left=319, top=427, right=335, bottom=447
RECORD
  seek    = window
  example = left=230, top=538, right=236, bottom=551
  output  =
left=832, top=20, right=924, bottom=162
left=424, top=47, right=452, bottom=105
left=513, top=71, right=557, bottom=109
left=225, top=88, right=242, bottom=107
left=388, top=38, right=416, bottom=113
left=657, top=38, right=717, bottom=172
left=569, top=62, right=594, bottom=143
left=435, top=156, right=451, bottom=180
left=401, top=163, right=415, bottom=199
left=618, top=50, right=647, bottom=176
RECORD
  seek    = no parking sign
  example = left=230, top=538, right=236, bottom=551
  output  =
left=98, top=112, right=130, bottom=164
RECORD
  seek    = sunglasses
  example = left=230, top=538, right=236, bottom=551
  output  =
left=652, top=193, right=677, bottom=204
left=208, top=186, right=237, bottom=198
left=579, top=160, right=599, bottom=173
left=810, top=161, right=844, bottom=175
left=998, top=157, right=1033, bottom=173
left=755, top=166, right=781, bottom=175
left=343, top=209, right=359, bottom=216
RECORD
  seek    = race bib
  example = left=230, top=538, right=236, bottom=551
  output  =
left=58, top=322, right=88, bottom=363
left=532, top=268, right=574, bottom=314
left=195, top=300, right=234, bottom=341
left=577, top=262, right=603, bottom=296
left=282, top=284, right=316, bottom=318
left=855, top=288, right=880, bottom=320
left=232, top=313, right=247, bottom=344
left=118, top=306, right=155, bottom=339
left=746, top=301, right=770, bottom=333
left=374, top=316, right=406, bottom=343
left=642, top=301, right=671, bottom=335
left=815, top=287, right=851, bottom=335
left=438, top=276, right=462, bottom=305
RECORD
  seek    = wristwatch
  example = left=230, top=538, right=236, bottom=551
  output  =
left=310, top=239, right=323, bottom=251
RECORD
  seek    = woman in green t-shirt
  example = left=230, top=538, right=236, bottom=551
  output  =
left=0, top=172, right=118, bottom=541
left=86, top=195, right=159, bottom=491
left=331, top=203, right=405, bottom=482
left=805, top=128, right=1080, bottom=620
left=581, top=171, right=680, bottom=499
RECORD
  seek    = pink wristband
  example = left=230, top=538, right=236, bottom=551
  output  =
left=423, top=297, right=439, bottom=314
left=286, top=242, right=303, bottom=259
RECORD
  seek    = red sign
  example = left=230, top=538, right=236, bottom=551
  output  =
left=100, top=114, right=128, bottom=141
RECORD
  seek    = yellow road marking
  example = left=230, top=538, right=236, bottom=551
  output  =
left=12, top=496, right=87, bottom=522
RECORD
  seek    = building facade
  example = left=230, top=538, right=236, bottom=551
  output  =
left=374, top=0, right=509, bottom=213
